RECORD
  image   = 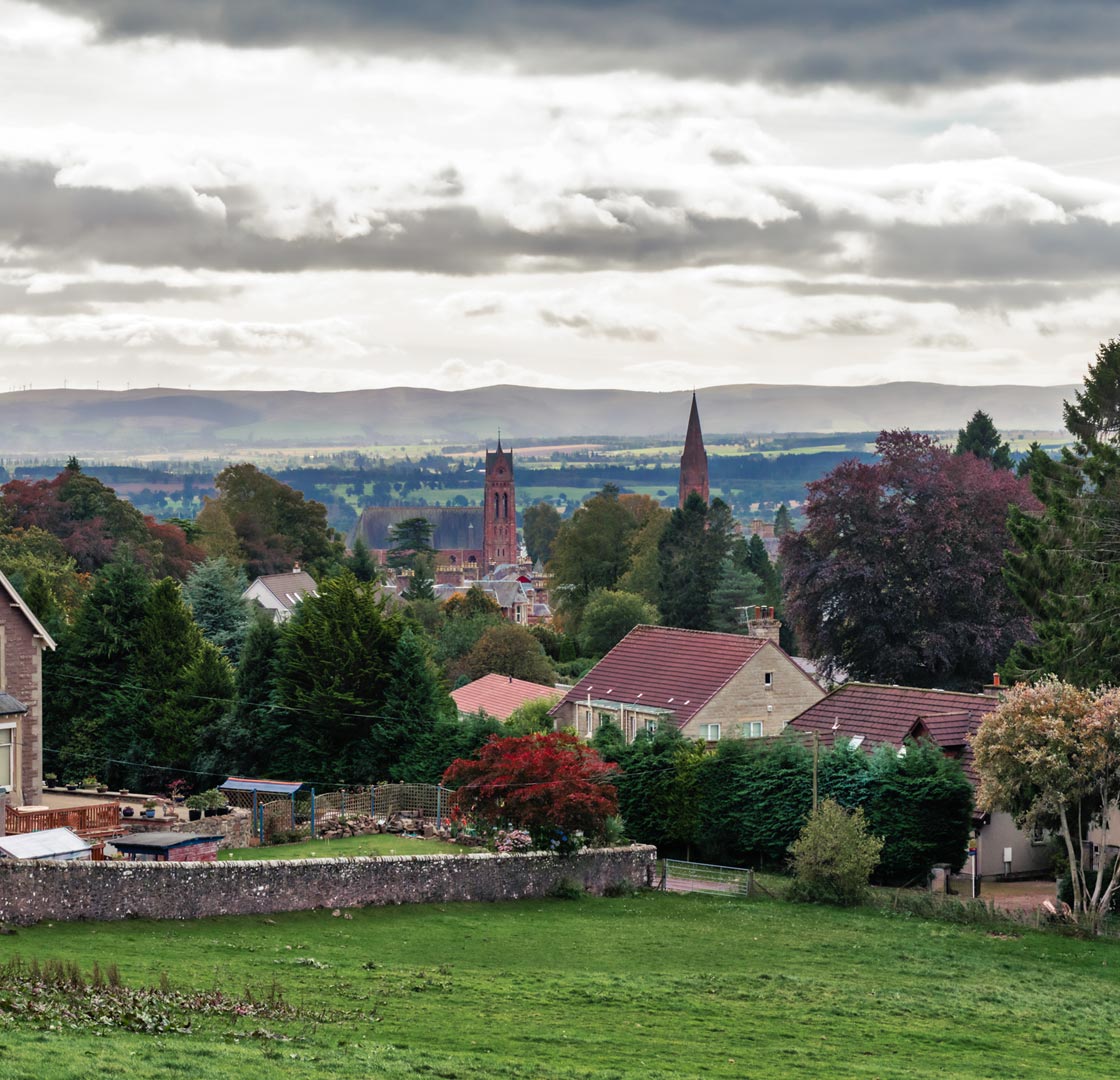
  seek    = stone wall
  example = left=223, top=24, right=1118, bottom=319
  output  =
left=0, top=845, right=656, bottom=925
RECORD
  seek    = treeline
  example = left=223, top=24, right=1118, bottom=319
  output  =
left=592, top=723, right=973, bottom=884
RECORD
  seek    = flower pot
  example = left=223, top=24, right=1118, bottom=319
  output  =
left=188, top=808, right=202, bottom=821
left=122, top=807, right=134, bottom=818
left=66, top=785, right=77, bottom=791
left=143, top=809, right=155, bottom=819
left=96, top=786, right=108, bottom=793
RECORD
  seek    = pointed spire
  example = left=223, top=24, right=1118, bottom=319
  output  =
left=678, top=392, right=709, bottom=507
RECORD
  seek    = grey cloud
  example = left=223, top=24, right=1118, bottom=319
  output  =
left=0, top=277, right=234, bottom=315
left=0, top=161, right=839, bottom=276
left=539, top=309, right=660, bottom=342
left=717, top=277, right=1078, bottom=312
left=34, top=0, right=1120, bottom=87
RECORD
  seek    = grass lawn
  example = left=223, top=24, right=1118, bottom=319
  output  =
left=0, top=891, right=1115, bottom=1079
left=219, top=834, right=473, bottom=860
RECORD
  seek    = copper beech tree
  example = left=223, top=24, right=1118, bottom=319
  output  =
left=442, top=732, right=619, bottom=851
left=973, top=678, right=1120, bottom=928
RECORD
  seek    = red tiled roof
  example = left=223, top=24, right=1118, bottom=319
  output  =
left=788, top=683, right=999, bottom=787
left=451, top=673, right=559, bottom=721
left=552, top=625, right=770, bottom=727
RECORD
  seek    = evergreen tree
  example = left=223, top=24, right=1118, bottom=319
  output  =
left=271, top=572, right=403, bottom=783
left=112, top=577, right=213, bottom=791
left=218, top=614, right=284, bottom=777
left=773, top=504, right=793, bottom=537
left=955, top=409, right=1013, bottom=470
left=384, top=628, right=456, bottom=781
left=1005, top=341, right=1120, bottom=684
left=657, top=494, right=733, bottom=630
left=45, top=555, right=152, bottom=784
left=183, top=557, right=251, bottom=661
left=708, top=558, right=766, bottom=634
left=347, top=535, right=379, bottom=582
left=387, top=516, right=435, bottom=569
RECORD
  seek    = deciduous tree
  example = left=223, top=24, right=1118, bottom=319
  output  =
left=579, top=589, right=658, bottom=657
left=782, top=430, right=1036, bottom=688
left=973, top=678, right=1120, bottom=929
left=523, top=502, right=563, bottom=565
left=443, top=731, right=619, bottom=850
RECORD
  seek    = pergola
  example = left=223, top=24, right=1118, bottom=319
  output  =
left=219, top=777, right=306, bottom=843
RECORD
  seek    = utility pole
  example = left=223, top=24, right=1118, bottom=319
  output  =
left=812, top=732, right=819, bottom=811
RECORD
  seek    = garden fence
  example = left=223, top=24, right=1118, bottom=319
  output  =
left=253, top=783, right=458, bottom=843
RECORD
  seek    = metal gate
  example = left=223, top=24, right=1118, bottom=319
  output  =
left=660, top=859, right=754, bottom=897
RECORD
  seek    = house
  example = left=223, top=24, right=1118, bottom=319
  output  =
left=0, top=570, right=56, bottom=807
left=451, top=673, right=560, bottom=721
left=550, top=625, right=825, bottom=744
left=787, top=682, right=1050, bottom=880
left=242, top=567, right=319, bottom=622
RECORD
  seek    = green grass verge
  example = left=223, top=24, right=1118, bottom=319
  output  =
left=218, top=834, right=473, bottom=860
left=0, top=891, right=1115, bottom=1079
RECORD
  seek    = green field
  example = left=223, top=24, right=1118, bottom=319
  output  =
left=218, top=834, right=472, bottom=860
left=0, top=890, right=1115, bottom=1079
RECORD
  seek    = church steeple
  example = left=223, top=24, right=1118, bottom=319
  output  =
left=678, top=393, right=709, bottom=507
left=483, top=436, right=517, bottom=569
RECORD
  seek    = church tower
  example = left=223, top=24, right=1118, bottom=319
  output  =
left=483, top=437, right=518, bottom=568
left=678, top=393, right=709, bottom=507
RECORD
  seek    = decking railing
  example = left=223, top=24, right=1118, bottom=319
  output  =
left=5, top=801, right=122, bottom=839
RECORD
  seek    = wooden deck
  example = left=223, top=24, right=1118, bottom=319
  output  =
left=6, top=800, right=123, bottom=840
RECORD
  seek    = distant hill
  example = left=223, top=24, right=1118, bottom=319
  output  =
left=0, top=383, right=1073, bottom=457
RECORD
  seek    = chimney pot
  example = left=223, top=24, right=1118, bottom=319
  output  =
left=993, top=672, right=1001, bottom=687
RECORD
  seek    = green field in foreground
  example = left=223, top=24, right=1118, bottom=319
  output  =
left=0, top=891, right=1115, bottom=1079
left=218, top=834, right=472, bottom=860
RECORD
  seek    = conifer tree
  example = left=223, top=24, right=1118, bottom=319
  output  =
left=183, top=556, right=251, bottom=661
left=955, top=409, right=1013, bottom=470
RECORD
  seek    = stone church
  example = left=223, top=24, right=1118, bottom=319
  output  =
left=354, top=438, right=518, bottom=573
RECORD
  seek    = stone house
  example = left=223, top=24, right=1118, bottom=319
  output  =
left=0, top=570, right=56, bottom=807
left=788, top=682, right=1050, bottom=880
left=550, top=625, right=824, bottom=744
left=242, top=567, right=319, bottom=622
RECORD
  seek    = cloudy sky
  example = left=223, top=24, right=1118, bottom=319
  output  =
left=2, top=0, right=1120, bottom=393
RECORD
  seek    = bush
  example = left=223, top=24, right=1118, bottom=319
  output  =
left=787, top=799, right=884, bottom=907
left=1057, top=861, right=1120, bottom=914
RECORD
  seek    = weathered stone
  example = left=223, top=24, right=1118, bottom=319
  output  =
left=0, top=846, right=657, bottom=925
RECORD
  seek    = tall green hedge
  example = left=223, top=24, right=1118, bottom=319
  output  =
left=612, top=732, right=973, bottom=884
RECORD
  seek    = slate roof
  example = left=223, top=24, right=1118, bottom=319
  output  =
left=252, top=571, right=319, bottom=610
left=451, top=674, right=559, bottom=720
left=788, top=683, right=999, bottom=787
left=552, top=625, right=770, bottom=727
left=0, top=692, right=28, bottom=716
left=356, top=507, right=484, bottom=551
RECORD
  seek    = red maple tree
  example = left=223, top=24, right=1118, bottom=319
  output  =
left=442, top=732, right=619, bottom=850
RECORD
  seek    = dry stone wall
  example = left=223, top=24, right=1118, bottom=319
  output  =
left=0, top=845, right=656, bottom=925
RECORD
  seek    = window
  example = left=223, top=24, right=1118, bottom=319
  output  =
left=763, top=671, right=773, bottom=690
left=0, top=724, right=12, bottom=789
left=597, top=712, right=613, bottom=729
left=741, top=721, right=763, bottom=738
left=1031, top=824, right=1046, bottom=846
left=848, top=735, right=865, bottom=749
left=645, top=719, right=658, bottom=734
left=699, top=723, right=720, bottom=741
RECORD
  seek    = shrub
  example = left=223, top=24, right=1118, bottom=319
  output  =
left=787, top=799, right=884, bottom=907
left=1058, top=861, right=1120, bottom=915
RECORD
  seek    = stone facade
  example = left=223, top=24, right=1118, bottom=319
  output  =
left=0, top=571, right=56, bottom=806
left=483, top=440, right=518, bottom=567
left=678, top=393, right=709, bottom=507
left=676, top=645, right=824, bottom=741
left=0, top=845, right=656, bottom=925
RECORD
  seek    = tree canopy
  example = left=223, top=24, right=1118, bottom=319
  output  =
left=973, top=678, right=1120, bottom=928
left=1005, top=341, right=1120, bottom=684
left=782, top=430, right=1036, bottom=689
left=955, top=410, right=1012, bottom=470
